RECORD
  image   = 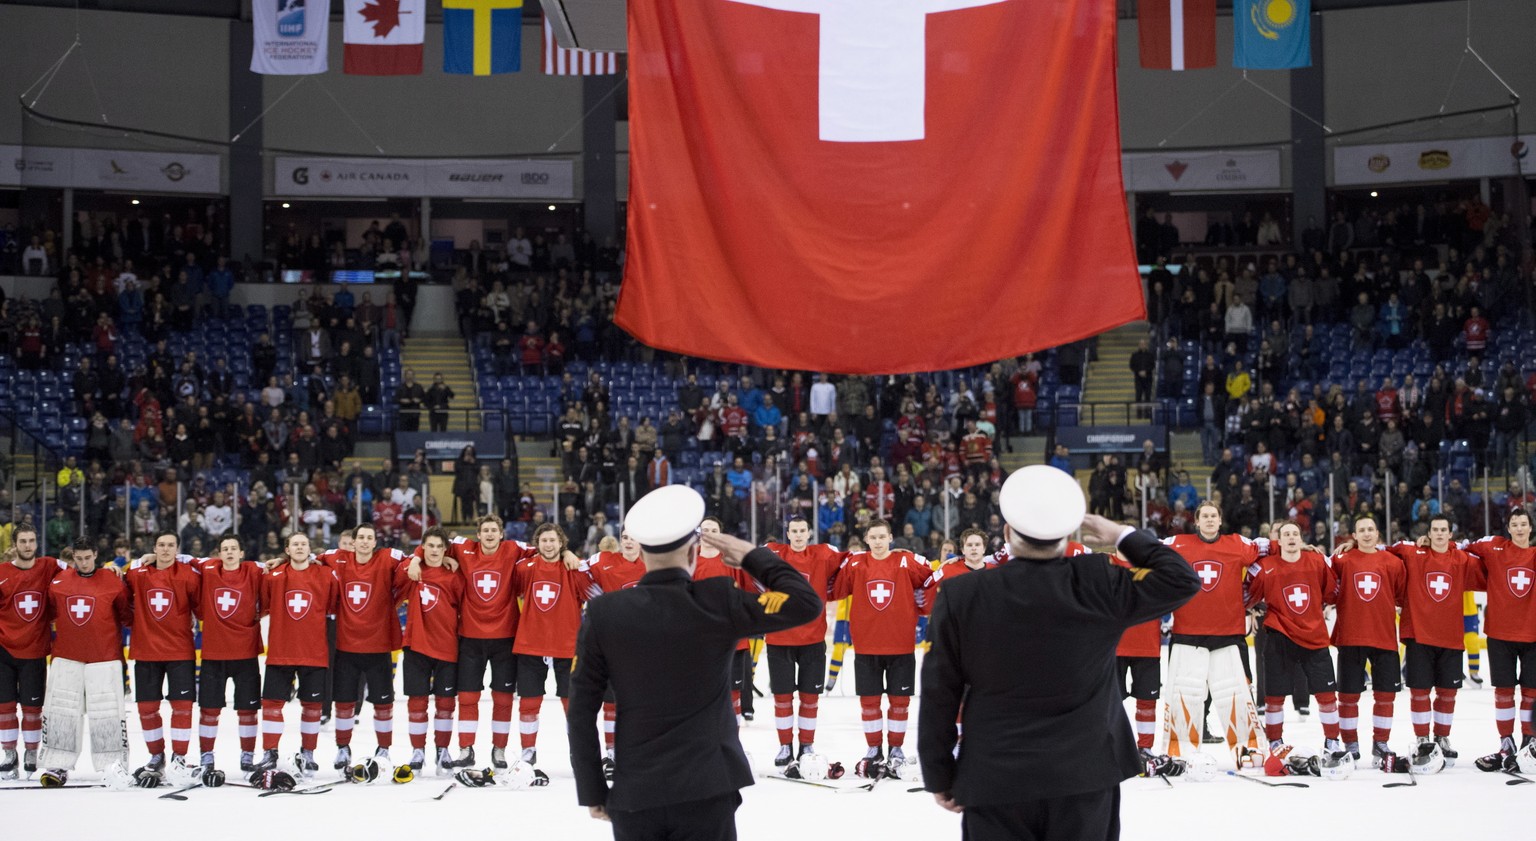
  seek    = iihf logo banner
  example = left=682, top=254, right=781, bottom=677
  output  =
left=617, top=0, right=1143, bottom=374
left=252, top=0, right=331, bottom=75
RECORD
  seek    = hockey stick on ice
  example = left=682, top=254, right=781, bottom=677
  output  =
left=430, top=782, right=457, bottom=800
left=1502, top=769, right=1534, bottom=786
left=1382, top=770, right=1417, bottom=788
left=158, top=782, right=207, bottom=800
left=0, top=783, right=109, bottom=791
left=1224, top=770, right=1308, bottom=788
left=258, top=779, right=345, bottom=797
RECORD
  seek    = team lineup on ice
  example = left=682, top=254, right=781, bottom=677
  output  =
left=2, top=500, right=1532, bottom=840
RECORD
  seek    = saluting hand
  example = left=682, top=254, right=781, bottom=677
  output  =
left=700, top=532, right=756, bottom=568
left=1078, top=514, right=1128, bottom=549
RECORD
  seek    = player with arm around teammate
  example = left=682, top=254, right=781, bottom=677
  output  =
left=192, top=534, right=266, bottom=775
left=1462, top=508, right=1536, bottom=771
left=1329, top=515, right=1410, bottom=772
left=393, top=527, right=465, bottom=779
left=0, top=524, right=63, bottom=779
left=125, top=530, right=202, bottom=779
left=1245, top=521, right=1347, bottom=776
left=510, top=523, right=587, bottom=768
left=255, top=531, right=340, bottom=777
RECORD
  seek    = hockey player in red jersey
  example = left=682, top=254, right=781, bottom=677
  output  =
left=192, top=535, right=265, bottom=775
left=1329, top=515, right=1408, bottom=770
left=762, top=515, right=843, bottom=766
left=1464, top=508, right=1536, bottom=771
left=1245, top=521, right=1345, bottom=769
left=126, top=531, right=202, bottom=778
left=409, top=514, right=527, bottom=772
left=1160, top=502, right=1265, bottom=759
left=395, top=527, right=464, bottom=776
left=40, top=539, right=132, bottom=782
left=692, top=518, right=753, bottom=726
left=256, top=532, right=340, bottom=777
left=0, top=524, right=61, bottom=779
left=581, top=527, right=647, bottom=775
left=511, top=523, right=587, bottom=766
left=1386, top=514, right=1485, bottom=768
left=315, top=523, right=406, bottom=771
left=831, top=519, right=930, bottom=776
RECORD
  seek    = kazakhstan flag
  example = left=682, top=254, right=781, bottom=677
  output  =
left=443, top=0, right=522, bottom=75
left=1234, top=0, right=1310, bottom=69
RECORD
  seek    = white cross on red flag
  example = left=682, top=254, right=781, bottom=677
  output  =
left=617, top=0, right=1143, bottom=373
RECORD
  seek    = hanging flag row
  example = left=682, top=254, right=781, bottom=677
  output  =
left=251, top=1, right=619, bottom=77
left=1137, top=0, right=1311, bottom=70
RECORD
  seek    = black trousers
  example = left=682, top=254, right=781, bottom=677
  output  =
left=962, top=786, right=1120, bottom=841
left=609, top=791, right=741, bottom=841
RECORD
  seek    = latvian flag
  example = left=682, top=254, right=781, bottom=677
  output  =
left=343, top=0, right=425, bottom=75
left=1138, top=0, right=1216, bottom=70
left=543, top=18, right=618, bottom=76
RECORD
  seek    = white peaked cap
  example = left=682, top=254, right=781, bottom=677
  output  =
left=625, top=485, right=706, bottom=551
left=999, top=465, right=1086, bottom=541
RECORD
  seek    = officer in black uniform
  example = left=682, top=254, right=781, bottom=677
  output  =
left=569, top=485, right=820, bottom=841
left=918, top=465, right=1199, bottom=841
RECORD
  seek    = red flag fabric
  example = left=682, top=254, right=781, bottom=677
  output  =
left=618, top=0, right=1143, bottom=374
left=1138, top=0, right=1217, bottom=70
left=343, top=0, right=425, bottom=76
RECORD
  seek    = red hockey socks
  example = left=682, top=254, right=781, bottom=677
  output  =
left=373, top=703, right=393, bottom=749
left=237, top=710, right=258, bottom=753
left=1338, top=693, right=1361, bottom=745
left=887, top=696, right=910, bottom=748
left=19, top=706, right=38, bottom=751
left=1315, top=692, right=1339, bottom=741
left=1495, top=687, right=1517, bottom=739
left=1371, top=691, right=1395, bottom=744
left=1410, top=689, right=1432, bottom=738
left=0, top=702, right=17, bottom=750
left=261, top=699, right=285, bottom=750
left=774, top=694, right=794, bottom=746
left=433, top=696, right=455, bottom=749
left=491, top=691, right=514, bottom=750
left=1263, top=697, right=1286, bottom=743
left=300, top=702, right=322, bottom=751
left=168, top=700, right=192, bottom=757
left=797, top=693, right=819, bottom=747
left=602, top=702, right=617, bottom=750
left=1522, top=688, right=1536, bottom=738
left=333, top=702, right=357, bottom=747
left=1134, top=698, right=1157, bottom=750
left=138, top=701, right=165, bottom=756
left=198, top=707, right=220, bottom=754
left=859, top=696, right=882, bottom=747
left=519, top=696, right=542, bottom=750
left=456, top=691, right=480, bottom=749
left=1432, top=688, right=1457, bottom=738
left=407, top=697, right=429, bottom=750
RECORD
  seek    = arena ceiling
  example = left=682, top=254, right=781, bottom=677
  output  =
left=4, top=1, right=1468, bottom=51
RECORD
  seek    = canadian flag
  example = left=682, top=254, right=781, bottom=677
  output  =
left=343, top=0, right=425, bottom=75
left=1138, top=0, right=1217, bottom=71
left=618, top=0, right=1144, bottom=373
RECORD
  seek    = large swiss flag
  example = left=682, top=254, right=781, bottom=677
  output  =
left=618, top=0, right=1143, bottom=374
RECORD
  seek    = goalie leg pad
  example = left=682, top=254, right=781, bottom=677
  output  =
left=39, top=658, right=84, bottom=771
left=1207, top=646, right=1260, bottom=752
left=1163, top=645, right=1209, bottom=757
left=84, top=661, right=128, bottom=772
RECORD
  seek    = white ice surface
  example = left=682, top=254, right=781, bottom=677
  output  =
left=6, top=652, right=1530, bottom=840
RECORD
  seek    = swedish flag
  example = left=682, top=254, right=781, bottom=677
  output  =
left=443, top=0, right=522, bottom=75
left=1234, top=0, right=1311, bottom=69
